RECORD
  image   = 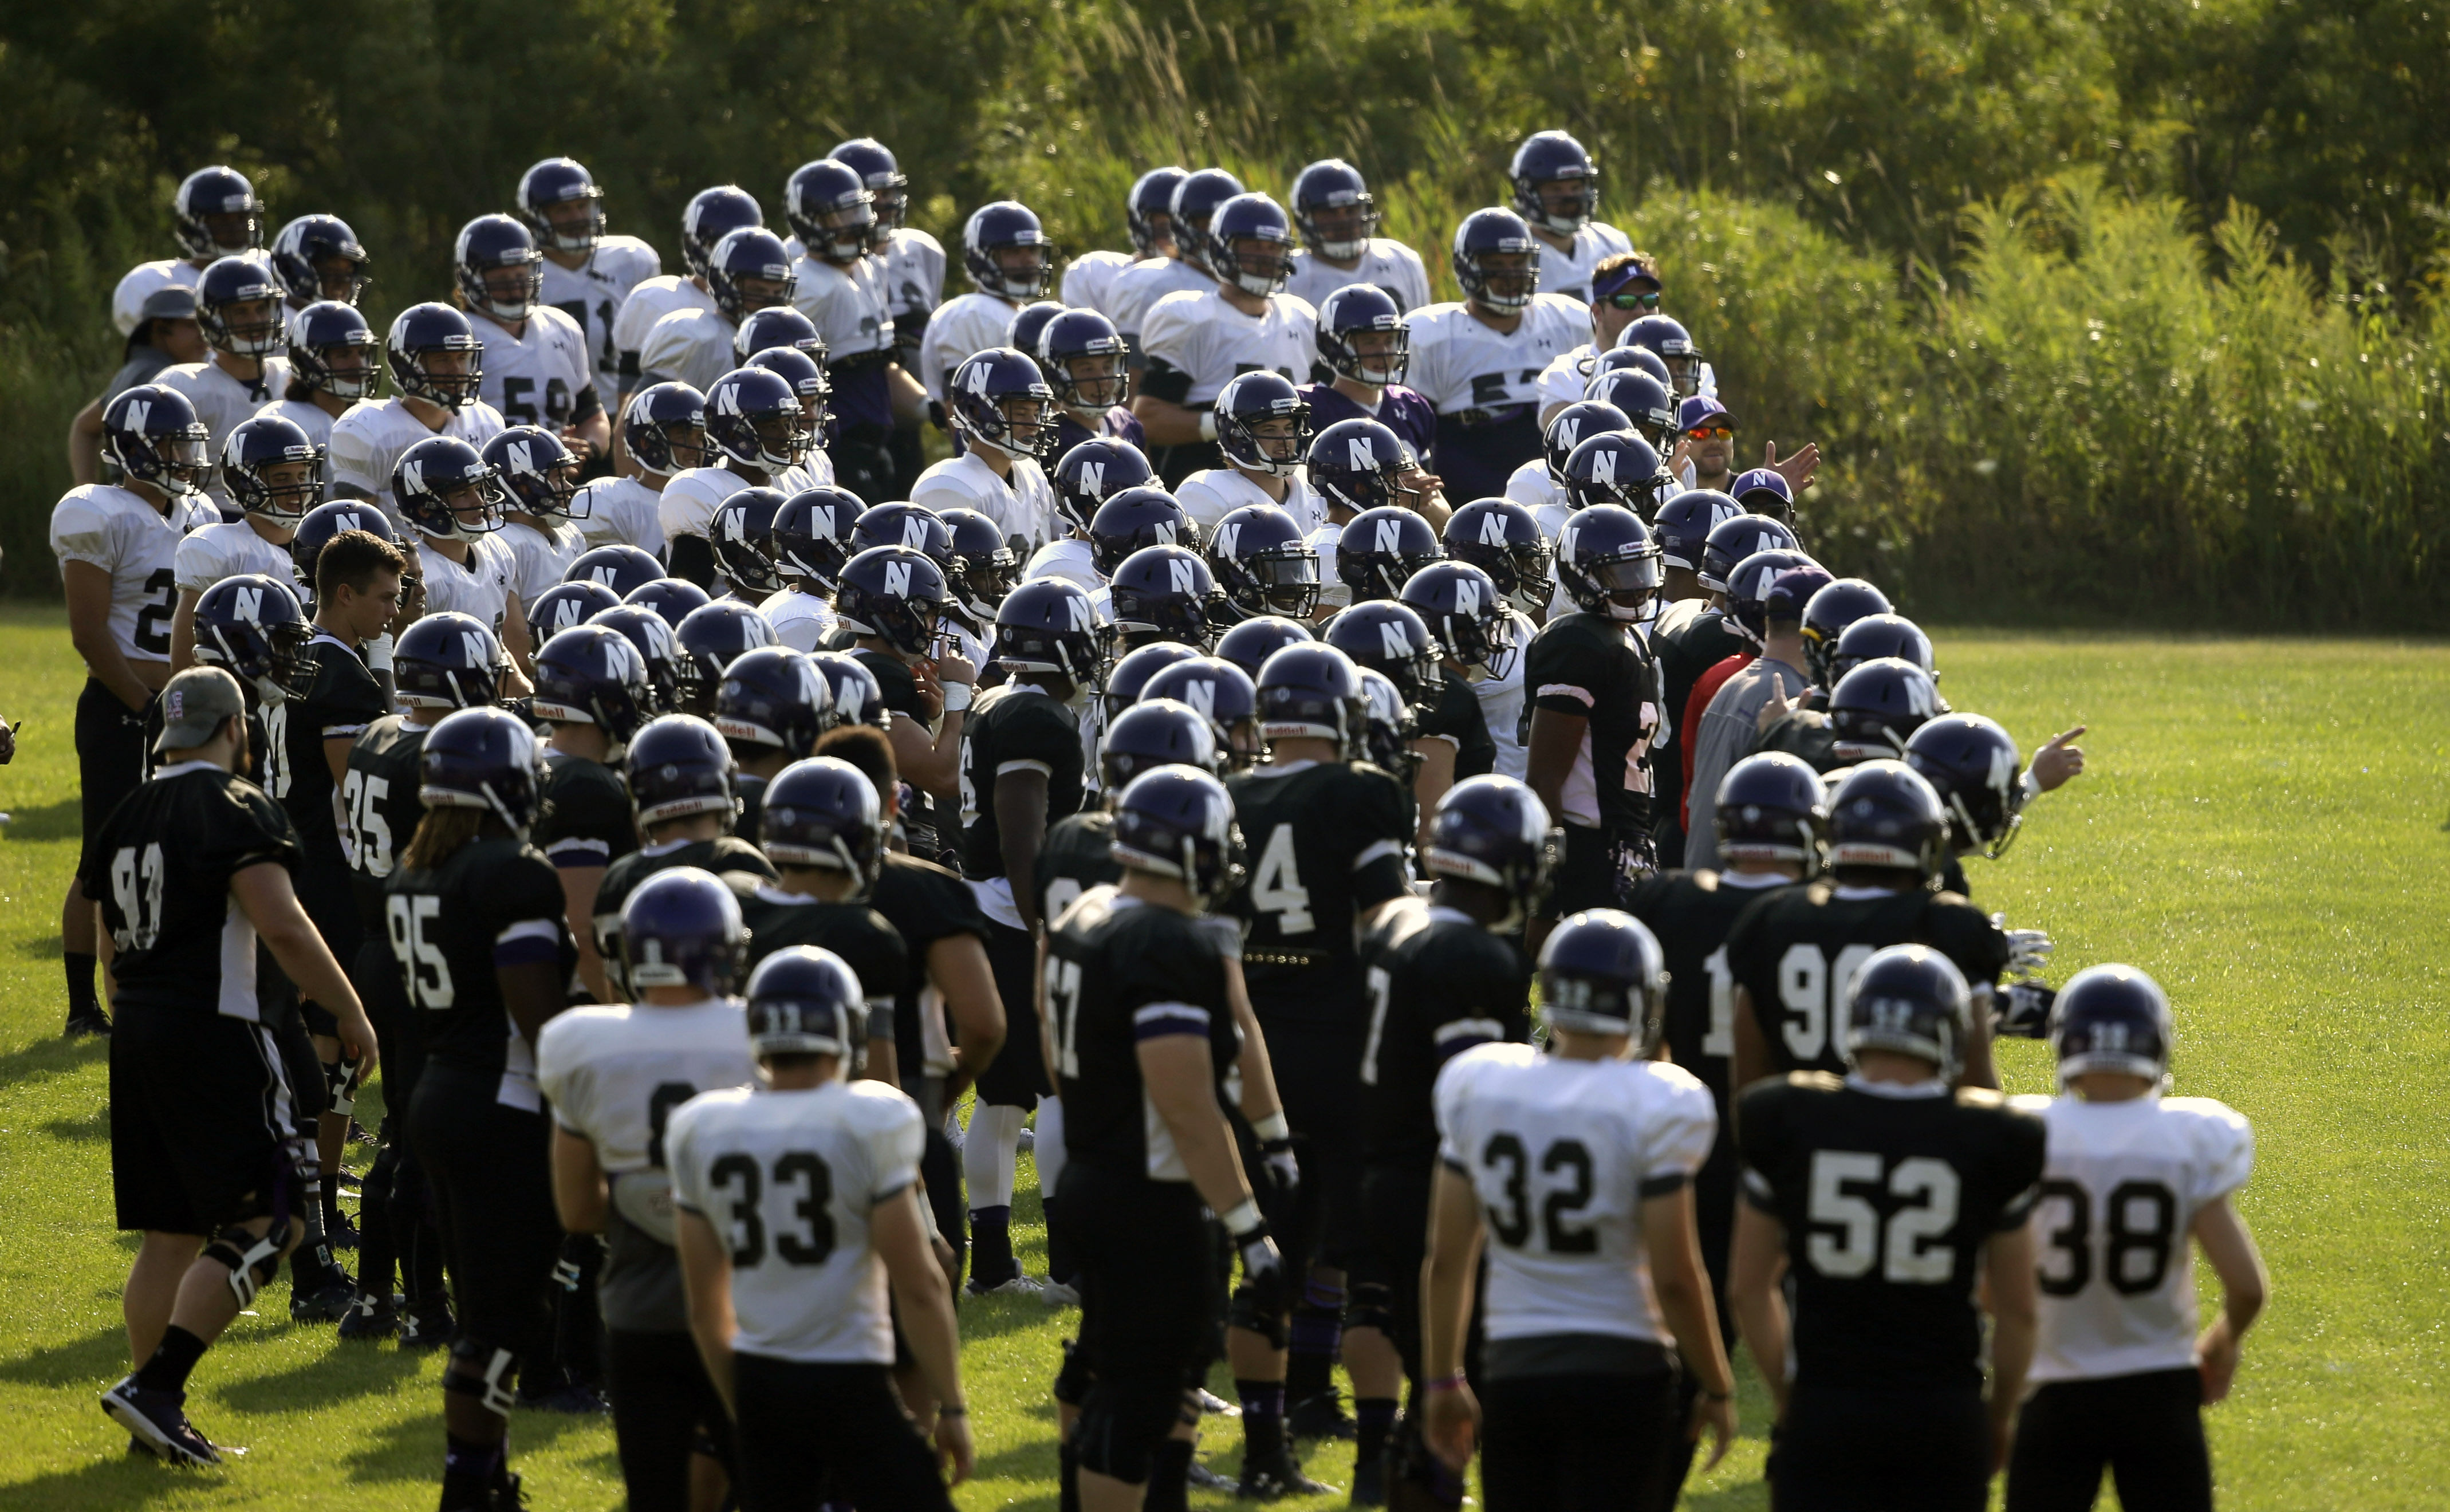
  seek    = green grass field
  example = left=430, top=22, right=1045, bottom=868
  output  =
left=2, top=601, right=2445, bottom=1510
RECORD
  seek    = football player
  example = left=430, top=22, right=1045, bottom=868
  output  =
left=589, top=715, right=778, bottom=994
left=1036, top=308, right=1144, bottom=458
left=1506, top=399, right=1632, bottom=531
left=1282, top=159, right=1432, bottom=313
left=671, top=600, right=782, bottom=719
left=659, top=367, right=809, bottom=589
left=1144, top=653, right=1267, bottom=770
left=111, top=166, right=261, bottom=337
left=1207, top=505, right=1322, bottom=628
left=259, top=300, right=380, bottom=454
left=167, top=415, right=316, bottom=668
left=1421, top=910, right=1736, bottom=1506
left=518, top=157, right=663, bottom=420
left=1401, top=559, right=1521, bottom=786
left=913, top=346, right=1063, bottom=552
left=52, top=384, right=222, bottom=1038
left=1325, top=596, right=1490, bottom=843
left=611, top=186, right=757, bottom=417
left=1109, top=167, right=1241, bottom=360
left=387, top=707, right=574, bottom=1512
left=1503, top=131, right=1634, bottom=305
left=1035, top=698, right=1217, bottom=936
left=834, top=546, right=974, bottom=860
left=530, top=624, right=655, bottom=1002
left=155, top=257, right=289, bottom=517
left=822, top=139, right=941, bottom=496
left=731, top=756, right=905, bottom=1070
left=1176, top=371, right=1321, bottom=536
left=1683, top=562, right=1822, bottom=868
left=534, top=868, right=759, bottom=1512
left=1404, top=208, right=1588, bottom=502
left=782, top=157, right=918, bottom=505
left=710, top=645, right=830, bottom=843
left=266, top=213, right=371, bottom=336
left=917, top=202, right=1058, bottom=424
left=484, top=425, right=590, bottom=610
left=2010, top=967, right=2268, bottom=1512
left=1435, top=502, right=1547, bottom=774
left=1532, top=253, right=1664, bottom=427
left=1731, top=946, right=2045, bottom=1510
left=1132, top=194, right=1319, bottom=487
left=576, top=382, right=699, bottom=558
left=1063, top=166, right=1185, bottom=316
left=639, top=227, right=799, bottom=396
left=758, top=486, right=862, bottom=651
left=454, top=215, right=608, bottom=463
left=392, top=435, right=534, bottom=671
left=668, top=946, right=971, bottom=1510
left=326, top=302, right=508, bottom=518
left=1304, top=415, right=1428, bottom=614
left=1297, top=285, right=1439, bottom=485
left=94, top=664, right=378, bottom=1466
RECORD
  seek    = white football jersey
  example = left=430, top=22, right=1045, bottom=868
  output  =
left=612, top=275, right=720, bottom=397
left=1307, top=523, right=1349, bottom=611
left=472, top=306, right=596, bottom=431
left=637, top=307, right=742, bottom=396
left=911, top=452, right=1059, bottom=552
left=1537, top=341, right=1719, bottom=412
left=1404, top=296, right=1590, bottom=417
left=1473, top=608, right=1536, bottom=781
left=1137, top=288, right=1318, bottom=408
left=156, top=355, right=291, bottom=511
left=1060, top=249, right=1137, bottom=318
left=2017, top=1093, right=2255, bottom=1384
left=665, top=1078, right=925, bottom=1364
left=1108, top=257, right=1213, bottom=346
left=759, top=586, right=838, bottom=652
left=416, top=533, right=518, bottom=635
left=916, top=292, right=1025, bottom=405
left=535, top=997, right=755, bottom=1205
left=1435, top=1042, right=1716, bottom=1344
left=879, top=227, right=947, bottom=327
left=173, top=518, right=299, bottom=596
left=538, top=235, right=663, bottom=400
left=327, top=397, right=508, bottom=524
left=1023, top=536, right=1104, bottom=592
left=50, top=484, right=219, bottom=664
left=572, top=475, right=670, bottom=558
left=660, top=466, right=758, bottom=548
left=255, top=395, right=337, bottom=455
left=112, top=258, right=205, bottom=337
left=1176, top=466, right=1324, bottom=537
left=1531, top=222, right=1637, bottom=305
left=1285, top=240, right=1432, bottom=318
left=500, top=518, right=587, bottom=608
left=791, top=255, right=895, bottom=360
left=1505, top=458, right=1565, bottom=515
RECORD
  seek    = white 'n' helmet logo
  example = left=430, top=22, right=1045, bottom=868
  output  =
left=1376, top=622, right=1412, bottom=659
left=460, top=632, right=490, bottom=666
left=836, top=680, right=865, bottom=720
left=1559, top=523, right=1581, bottom=562
left=1215, top=522, right=1241, bottom=557
left=1180, top=678, right=1217, bottom=716
left=232, top=585, right=264, bottom=623
left=1986, top=742, right=2016, bottom=796
left=1065, top=594, right=1093, bottom=632
left=588, top=566, right=617, bottom=585
left=1905, top=675, right=1937, bottom=719
left=1478, top=514, right=1509, bottom=547
left=962, top=360, right=995, bottom=398
left=715, top=383, right=743, bottom=416
left=507, top=439, right=534, bottom=475
left=720, top=506, right=744, bottom=539
left=400, top=459, right=426, bottom=496
left=1346, top=436, right=1377, bottom=469
left=1557, top=418, right=1581, bottom=450
left=125, top=399, right=152, bottom=431
left=1588, top=449, right=1617, bottom=485
left=1453, top=577, right=1481, bottom=615
left=899, top=517, right=929, bottom=548
left=1078, top=460, right=1104, bottom=494
left=1372, top=518, right=1401, bottom=553
left=883, top=560, right=915, bottom=598
left=1153, top=521, right=1178, bottom=545
left=1168, top=558, right=1199, bottom=595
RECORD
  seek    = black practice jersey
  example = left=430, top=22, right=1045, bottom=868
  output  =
left=344, top=715, right=432, bottom=934
left=1419, top=667, right=1495, bottom=782
left=1626, top=869, right=1794, bottom=1113
left=731, top=876, right=908, bottom=1030
left=1738, top=1073, right=2045, bottom=1389
left=960, top=683, right=1085, bottom=882
left=532, top=751, right=638, bottom=874
left=1525, top=611, right=1661, bottom=837
left=1657, top=604, right=1743, bottom=754
left=853, top=647, right=944, bottom=848
left=869, top=852, right=988, bottom=1082
left=1724, top=882, right=2011, bottom=1078
left=385, top=836, right=571, bottom=1087
left=267, top=632, right=385, bottom=863
left=1035, top=809, right=1121, bottom=933
left=81, top=762, right=300, bottom=1019
left=1357, top=899, right=1530, bottom=1167
left=594, top=836, right=779, bottom=995
left=1045, top=885, right=1239, bottom=1180
left=1224, top=759, right=1412, bottom=1027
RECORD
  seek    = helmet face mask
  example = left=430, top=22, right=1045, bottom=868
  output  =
left=387, top=304, right=486, bottom=411
left=298, top=331, right=379, bottom=399
left=519, top=159, right=606, bottom=253
left=174, top=168, right=263, bottom=262
left=1216, top=373, right=1314, bottom=478
left=1317, top=286, right=1411, bottom=387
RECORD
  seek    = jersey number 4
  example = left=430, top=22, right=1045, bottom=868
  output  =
left=1251, top=824, right=1314, bottom=935
left=1805, top=1149, right=1960, bottom=1283
left=706, top=1149, right=837, bottom=1267
left=385, top=894, right=456, bottom=1009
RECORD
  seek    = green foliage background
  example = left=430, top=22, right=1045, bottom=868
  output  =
left=1, top=0, right=2444, bottom=624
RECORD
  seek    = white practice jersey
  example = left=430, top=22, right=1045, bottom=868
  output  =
left=173, top=518, right=299, bottom=597
left=912, top=452, right=1058, bottom=552
left=1436, top=1042, right=1716, bottom=1344
left=472, top=306, right=596, bottom=431
left=759, top=586, right=838, bottom=652
left=1108, top=257, right=1213, bottom=348
left=1530, top=222, right=1636, bottom=305
left=1307, top=522, right=1348, bottom=611
left=1405, top=296, right=1590, bottom=418
left=1176, top=466, right=1324, bottom=537
left=156, top=355, right=290, bottom=511
left=916, top=292, right=1026, bottom=405
left=538, top=235, right=663, bottom=400
left=572, top=475, right=670, bottom=558
left=612, top=275, right=720, bottom=398
left=535, top=998, right=756, bottom=1237
left=1285, top=239, right=1432, bottom=318
left=501, top=518, right=588, bottom=608
left=1505, top=458, right=1565, bottom=515
left=1537, top=341, right=1719, bottom=413
left=791, top=255, right=896, bottom=360
left=1023, top=536, right=1104, bottom=593
left=661, top=466, right=761, bottom=548
left=50, top=484, right=219, bottom=665
left=255, top=396, right=337, bottom=455
left=1060, top=249, right=1137, bottom=318
left=1137, top=288, right=1318, bottom=408
left=666, top=1078, right=925, bottom=1364
left=328, top=397, right=507, bottom=523
left=416, top=534, right=518, bottom=635
left=2017, top=1093, right=2255, bottom=1384
left=1474, top=608, right=1536, bottom=780
left=112, top=258, right=206, bottom=337
left=638, top=307, right=743, bottom=396
left=879, top=227, right=947, bottom=329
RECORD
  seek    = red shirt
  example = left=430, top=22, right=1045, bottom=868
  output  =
left=1681, top=651, right=1755, bottom=828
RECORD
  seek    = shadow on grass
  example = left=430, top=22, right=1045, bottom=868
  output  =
left=0, top=1450, right=228, bottom=1509
left=0, top=1025, right=109, bottom=1086
left=217, top=1336, right=428, bottom=1415
left=0, top=1321, right=129, bottom=1388
left=336, top=1394, right=616, bottom=1485
left=45, top=1104, right=108, bottom=1142
left=3, top=798, right=81, bottom=843
left=15, top=931, right=65, bottom=958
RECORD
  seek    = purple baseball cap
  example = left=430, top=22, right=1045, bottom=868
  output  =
left=1766, top=564, right=1834, bottom=620
left=1730, top=467, right=1793, bottom=506
left=1679, top=393, right=1736, bottom=431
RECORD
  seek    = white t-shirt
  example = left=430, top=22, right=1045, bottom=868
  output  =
left=112, top=258, right=205, bottom=337
left=878, top=227, right=947, bottom=330
left=501, top=517, right=588, bottom=608
left=1023, top=536, right=1105, bottom=592
left=1504, top=458, right=1566, bottom=515
left=915, top=292, right=1025, bottom=405
left=666, top=1078, right=925, bottom=1364
left=328, top=396, right=507, bottom=523
left=612, top=275, right=720, bottom=398
left=50, top=484, right=219, bottom=665
left=416, top=533, right=519, bottom=635
left=173, top=518, right=299, bottom=596
left=790, top=255, right=895, bottom=359
left=1176, top=466, right=1324, bottom=537
left=1108, top=257, right=1214, bottom=347
left=911, top=452, right=1058, bottom=552
left=1404, top=296, right=1590, bottom=416
left=155, top=355, right=291, bottom=512
left=538, top=235, right=663, bottom=400
left=638, top=306, right=743, bottom=396
left=1435, top=1042, right=1716, bottom=1343
left=758, top=586, right=838, bottom=652
left=1473, top=608, right=1537, bottom=780
left=1285, top=239, right=1432, bottom=317
left=660, top=466, right=761, bottom=549
left=471, top=306, right=596, bottom=431
left=1306, top=522, right=1349, bottom=612
left=255, top=395, right=338, bottom=456
left=1138, top=288, right=1319, bottom=411
left=573, top=475, right=670, bottom=558
left=1530, top=222, right=1637, bottom=305
left=1059, top=249, right=1137, bottom=318
left=535, top=998, right=757, bottom=1246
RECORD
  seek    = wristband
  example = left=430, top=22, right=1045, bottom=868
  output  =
left=1425, top=1372, right=1467, bottom=1394
left=1198, top=410, right=1219, bottom=443
left=940, top=681, right=972, bottom=713
left=937, top=1403, right=968, bottom=1416
left=1221, top=1199, right=1263, bottom=1238
left=1252, top=1112, right=1290, bottom=1144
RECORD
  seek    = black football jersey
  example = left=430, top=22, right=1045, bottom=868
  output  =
left=80, top=763, right=300, bottom=1019
left=1046, top=885, right=1239, bottom=1180
left=1737, top=1073, right=2045, bottom=1389
left=344, top=715, right=432, bottom=934
left=869, top=852, right=989, bottom=1083
left=960, top=683, right=1085, bottom=882
left=1657, top=605, right=1743, bottom=754
left=1357, top=899, right=1530, bottom=1167
left=385, top=836, right=571, bottom=1082
left=1419, top=667, right=1495, bottom=782
left=267, top=632, right=386, bottom=863
left=533, top=752, right=639, bottom=873
left=1035, top=809, right=1121, bottom=930
left=1724, top=882, right=2012, bottom=1077
left=594, top=836, right=779, bottom=995
left=731, top=875, right=909, bottom=1029
left=1525, top=611, right=1661, bottom=837
left=1224, top=759, right=1412, bottom=1027
left=852, top=647, right=946, bottom=850
left=1625, top=869, right=1793, bottom=1113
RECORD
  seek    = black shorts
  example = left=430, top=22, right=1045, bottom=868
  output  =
left=111, top=1005, right=306, bottom=1234
left=293, top=849, right=363, bottom=1011
left=1256, top=1016, right=1365, bottom=1271
left=606, top=1328, right=738, bottom=1512
left=1772, top=1384, right=1990, bottom=1512
left=1482, top=1368, right=1677, bottom=1512
left=409, top=1064, right=563, bottom=1353
left=1351, top=1161, right=1434, bottom=1369
left=730, top=1354, right=952, bottom=1512
left=76, top=676, right=152, bottom=875
left=1542, top=822, right=1630, bottom=918
left=974, top=920, right=1049, bottom=1107
left=2008, top=1368, right=2211, bottom=1512
left=1062, top=1162, right=1218, bottom=1387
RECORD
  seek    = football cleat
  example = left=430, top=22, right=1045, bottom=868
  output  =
left=101, top=1376, right=222, bottom=1466
left=1038, top=1279, right=1081, bottom=1309
left=63, top=1008, right=112, bottom=1040
left=1238, top=1454, right=1334, bottom=1501
left=336, top=1292, right=398, bottom=1341
left=1350, top=1455, right=1388, bottom=1506
left=966, top=1273, right=1045, bottom=1300
left=397, top=1298, right=455, bottom=1351
left=290, top=1272, right=357, bottom=1324
left=1288, top=1389, right=1358, bottom=1442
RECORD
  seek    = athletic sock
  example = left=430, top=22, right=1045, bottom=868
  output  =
left=1146, top=1438, right=1194, bottom=1512
left=441, top=1431, right=503, bottom=1510
left=1357, top=1397, right=1399, bottom=1474
left=134, top=1325, right=207, bottom=1394
left=969, top=1205, right=1015, bottom=1285
left=1058, top=1436, right=1081, bottom=1512
left=1286, top=1278, right=1344, bottom=1404
left=64, top=952, right=100, bottom=1022
left=1238, top=1378, right=1286, bottom=1466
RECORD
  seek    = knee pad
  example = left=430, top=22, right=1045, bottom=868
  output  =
left=445, top=1337, right=521, bottom=1419
left=1053, top=1336, right=1095, bottom=1408
left=1347, top=1281, right=1395, bottom=1336
left=1073, top=1376, right=1181, bottom=1484
left=203, top=1217, right=292, bottom=1308
left=1228, top=1280, right=1290, bottom=1350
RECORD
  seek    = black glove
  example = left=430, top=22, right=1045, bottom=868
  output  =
left=1999, top=980, right=2056, bottom=1039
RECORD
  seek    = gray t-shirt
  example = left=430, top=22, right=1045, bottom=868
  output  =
left=1682, top=654, right=1810, bottom=871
